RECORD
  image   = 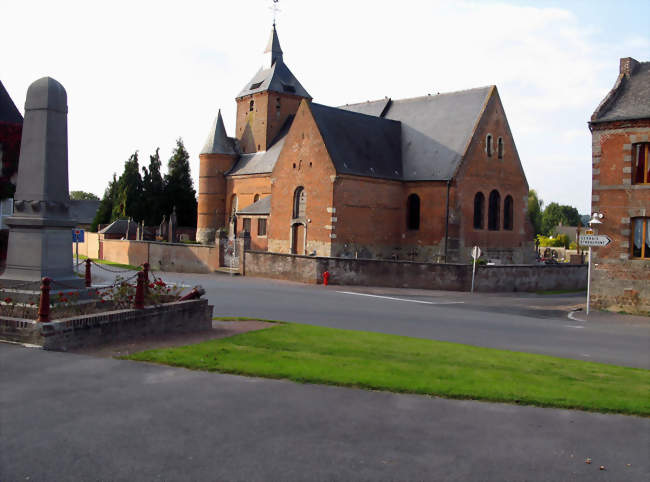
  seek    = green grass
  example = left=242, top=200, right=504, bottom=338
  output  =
left=124, top=322, right=650, bottom=416
left=77, top=254, right=140, bottom=271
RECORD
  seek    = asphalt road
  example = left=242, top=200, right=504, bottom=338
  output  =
left=2, top=343, right=648, bottom=482
left=89, top=267, right=650, bottom=368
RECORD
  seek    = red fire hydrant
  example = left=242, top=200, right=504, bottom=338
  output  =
left=323, top=271, right=329, bottom=287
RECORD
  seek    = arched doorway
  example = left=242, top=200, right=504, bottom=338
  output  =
left=291, top=222, right=306, bottom=255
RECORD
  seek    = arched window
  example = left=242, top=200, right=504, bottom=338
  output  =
left=249, top=99, right=254, bottom=111
left=488, top=190, right=501, bottom=231
left=407, top=194, right=420, bottom=230
left=503, top=195, right=513, bottom=230
left=473, top=192, right=485, bottom=229
left=486, top=134, right=493, bottom=157
left=253, top=194, right=260, bottom=203
left=293, top=187, right=306, bottom=219
left=497, top=137, right=504, bottom=159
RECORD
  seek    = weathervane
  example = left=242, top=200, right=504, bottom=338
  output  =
left=269, top=0, right=281, bottom=26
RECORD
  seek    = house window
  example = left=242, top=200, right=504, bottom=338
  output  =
left=632, top=217, right=650, bottom=258
left=242, top=218, right=251, bottom=234
left=497, top=137, right=504, bottom=159
left=632, top=143, right=649, bottom=184
left=249, top=99, right=254, bottom=112
left=407, top=194, right=420, bottom=230
left=473, top=192, right=485, bottom=229
left=258, top=218, right=267, bottom=236
left=276, top=97, right=281, bottom=109
left=503, top=195, right=513, bottom=230
left=486, top=134, right=493, bottom=157
left=293, top=187, right=306, bottom=219
left=488, top=190, right=501, bottom=231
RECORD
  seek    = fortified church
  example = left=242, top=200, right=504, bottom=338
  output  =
left=197, top=25, right=533, bottom=263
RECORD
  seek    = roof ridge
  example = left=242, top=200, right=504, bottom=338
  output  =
left=311, top=102, right=400, bottom=124
left=342, top=85, right=494, bottom=108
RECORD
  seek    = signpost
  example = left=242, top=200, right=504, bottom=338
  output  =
left=579, top=219, right=608, bottom=317
left=72, top=229, right=85, bottom=267
left=471, top=246, right=481, bottom=293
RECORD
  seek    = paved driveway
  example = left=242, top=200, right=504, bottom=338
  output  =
left=1, top=343, right=648, bottom=481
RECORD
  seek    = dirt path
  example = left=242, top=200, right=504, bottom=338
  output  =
left=70, top=320, right=276, bottom=358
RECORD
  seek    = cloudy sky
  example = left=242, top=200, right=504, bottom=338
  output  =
left=2, top=0, right=649, bottom=213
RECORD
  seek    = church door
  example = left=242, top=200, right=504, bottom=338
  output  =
left=291, top=224, right=305, bottom=255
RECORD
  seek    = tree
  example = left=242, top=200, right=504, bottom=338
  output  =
left=527, top=189, right=543, bottom=236
left=163, top=138, right=197, bottom=227
left=90, top=174, right=117, bottom=232
left=541, top=202, right=581, bottom=235
left=111, top=151, right=144, bottom=222
left=70, top=190, right=99, bottom=200
left=142, top=148, right=165, bottom=225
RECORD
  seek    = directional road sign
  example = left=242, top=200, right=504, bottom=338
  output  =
left=579, top=234, right=611, bottom=247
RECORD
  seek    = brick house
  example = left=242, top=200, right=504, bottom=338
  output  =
left=197, top=26, right=533, bottom=263
left=588, top=57, right=650, bottom=314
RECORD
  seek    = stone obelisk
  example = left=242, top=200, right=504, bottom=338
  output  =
left=0, top=77, right=82, bottom=288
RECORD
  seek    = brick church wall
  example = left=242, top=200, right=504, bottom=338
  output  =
left=268, top=101, right=336, bottom=255
left=454, top=87, right=534, bottom=264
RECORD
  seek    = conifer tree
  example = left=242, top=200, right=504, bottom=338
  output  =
left=163, top=138, right=197, bottom=227
left=111, top=151, right=144, bottom=221
left=90, top=174, right=117, bottom=232
left=142, top=148, right=165, bottom=225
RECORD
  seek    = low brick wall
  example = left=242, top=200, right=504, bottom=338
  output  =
left=591, top=260, right=650, bottom=315
left=244, top=251, right=588, bottom=292
left=0, top=299, right=213, bottom=351
left=100, top=240, right=219, bottom=273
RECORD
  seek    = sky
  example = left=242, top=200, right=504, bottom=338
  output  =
left=2, top=0, right=649, bottom=213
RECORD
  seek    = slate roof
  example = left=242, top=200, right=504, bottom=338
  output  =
left=591, top=60, right=650, bottom=123
left=341, top=86, right=493, bottom=180
left=237, top=61, right=310, bottom=99
left=0, top=80, right=23, bottom=124
left=237, top=195, right=271, bottom=215
left=99, top=218, right=138, bottom=235
left=69, top=200, right=100, bottom=225
left=200, top=110, right=237, bottom=155
left=237, top=27, right=310, bottom=99
left=310, top=103, right=402, bottom=180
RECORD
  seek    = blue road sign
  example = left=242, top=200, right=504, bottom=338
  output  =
left=72, top=229, right=85, bottom=243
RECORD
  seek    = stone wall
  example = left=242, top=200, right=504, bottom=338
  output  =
left=0, top=299, right=213, bottom=351
left=244, top=251, right=587, bottom=292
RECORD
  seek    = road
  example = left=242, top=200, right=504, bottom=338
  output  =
left=90, top=266, right=650, bottom=368
left=1, top=343, right=648, bottom=482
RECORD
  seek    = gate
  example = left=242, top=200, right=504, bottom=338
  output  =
left=224, top=236, right=240, bottom=270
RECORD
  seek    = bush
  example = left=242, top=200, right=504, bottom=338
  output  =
left=537, top=234, right=570, bottom=248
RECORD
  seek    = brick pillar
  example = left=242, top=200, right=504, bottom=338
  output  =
left=237, top=232, right=251, bottom=276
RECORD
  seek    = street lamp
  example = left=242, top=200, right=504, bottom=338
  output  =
left=589, top=212, right=604, bottom=226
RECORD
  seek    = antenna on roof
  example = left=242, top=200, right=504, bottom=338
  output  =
left=269, top=0, right=281, bottom=27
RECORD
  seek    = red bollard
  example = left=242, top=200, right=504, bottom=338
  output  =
left=323, top=271, right=329, bottom=287
left=134, top=271, right=145, bottom=309
left=85, top=259, right=92, bottom=287
left=38, top=277, right=51, bottom=323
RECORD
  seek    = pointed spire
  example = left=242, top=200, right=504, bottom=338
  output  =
left=264, top=24, right=283, bottom=66
left=200, top=110, right=236, bottom=155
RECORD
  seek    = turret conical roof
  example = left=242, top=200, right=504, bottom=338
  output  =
left=200, top=110, right=237, bottom=155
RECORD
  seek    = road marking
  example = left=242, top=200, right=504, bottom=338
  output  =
left=336, top=291, right=464, bottom=305
left=565, top=325, right=585, bottom=329
left=567, top=311, right=585, bottom=322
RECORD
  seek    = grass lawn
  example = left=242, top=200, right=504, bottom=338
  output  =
left=125, top=322, right=650, bottom=416
left=77, top=254, right=140, bottom=271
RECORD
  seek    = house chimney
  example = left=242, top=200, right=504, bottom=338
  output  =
left=619, top=57, right=640, bottom=77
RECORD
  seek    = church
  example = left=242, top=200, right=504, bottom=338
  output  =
left=197, top=25, right=533, bottom=264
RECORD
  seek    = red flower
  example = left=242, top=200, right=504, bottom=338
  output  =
left=68, top=292, right=74, bottom=296
left=100, top=299, right=105, bottom=303
left=4, top=297, right=12, bottom=304
left=148, top=283, right=154, bottom=289
left=61, top=297, right=68, bottom=302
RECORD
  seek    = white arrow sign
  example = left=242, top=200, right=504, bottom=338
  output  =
left=579, top=234, right=611, bottom=247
